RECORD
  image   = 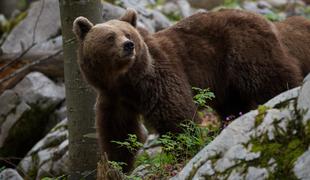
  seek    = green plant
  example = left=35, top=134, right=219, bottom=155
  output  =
left=255, top=105, right=270, bottom=127
left=303, top=6, right=310, bottom=19
left=264, top=11, right=283, bottom=22
left=158, top=121, right=216, bottom=163
left=111, top=88, right=217, bottom=178
left=192, top=87, right=215, bottom=109
left=112, top=121, right=218, bottom=178
left=223, top=0, right=241, bottom=8
left=111, top=134, right=144, bottom=154
left=41, top=175, right=67, bottom=180
left=108, top=161, right=128, bottom=172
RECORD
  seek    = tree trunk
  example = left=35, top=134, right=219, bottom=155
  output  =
left=58, top=1, right=102, bottom=179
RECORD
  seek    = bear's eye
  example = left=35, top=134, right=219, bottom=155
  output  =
left=105, top=34, right=115, bottom=42
left=125, top=33, right=131, bottom=40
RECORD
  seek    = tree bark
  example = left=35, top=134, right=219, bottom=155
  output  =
left=58, top=0, right=102, bottom=179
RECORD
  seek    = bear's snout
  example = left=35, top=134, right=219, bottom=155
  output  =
left=123, top=40, right=135, bottom=54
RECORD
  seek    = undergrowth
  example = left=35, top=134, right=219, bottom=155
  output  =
left=109, top=87, right=218, bottom=179
left=110, top=121, right=219, bottom=179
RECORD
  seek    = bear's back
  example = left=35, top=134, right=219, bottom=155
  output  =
left=149, top=9, right=282, bottom=91
left=145, top=9, right=304, bottom=117
left=275, top=16, right=310, bottom=77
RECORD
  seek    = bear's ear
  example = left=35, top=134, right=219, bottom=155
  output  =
left=119, top=8, right=138, bottom=27
left=73, top=16, right=93, bottom=40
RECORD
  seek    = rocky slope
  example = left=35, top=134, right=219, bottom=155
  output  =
left=172, top=74, right=310, bottom=179
left=1, top=0, right=310, bottom=179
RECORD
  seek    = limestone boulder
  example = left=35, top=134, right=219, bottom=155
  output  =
left=172, top=74, right=310, bottom=180
left=0, top=72, right=65, bottom=167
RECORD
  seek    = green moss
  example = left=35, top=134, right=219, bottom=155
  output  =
left=164, top=12, right=181, bottom=22
left=211, top=102, right=310, bottom=179
left=1, top=11, right=27, bottom=34
left=251, top=137, right=305, bottom=177
left=41, top=175, right=67, bottom=180
left=264, top=12, right=283, bottom=22
left=288, top=139, right=301, bottom=150
left=26, top=154, right=39, bottom=179
left=306, top=120, right=310, bottom=137
left=255, top=105, right=270, bottom=127
left=223, top=0, right=241, bottom=8
left=249, top=105, right=310, bottom=179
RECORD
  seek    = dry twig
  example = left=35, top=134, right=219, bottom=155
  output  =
left=0, top=49, right=62, bottom=84
left=0, top=0, right=45, bottom=73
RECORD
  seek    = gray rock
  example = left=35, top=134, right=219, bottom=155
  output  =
left=2, top=0, right=169, bottom=55
left=245, top=167, right=268, bottom=180
left=172, top=74, right=310, bottom=180
left=13, top=71, right=65, bottom=109
left=30, top=36, right=62, bottom=53
left=254, top=108, right=292, bottom=141
left=0, top=94, right=30, bottom=147
left=158, top=0, right=192, bottom=21
left=131, top=164, right=152, bottom=178
left=172, top=110, right=258, bottom=180
left=265, top=0, right=288, bottom=8
left=242, top=1, right=273, bottom=15
left=118, top=0, right=153, bottom=16
left=0, top=72, right=65, bottom=167
left=151, top=10, right=172, bottom=31
left=1, top=0, right=61, bottom=54
left=297, top=73, right=310, bottom=124
left=162, top=2, right=180, bottom=16
left=105, top=1, right=171, bottom=32
left=18, top=118, right=68, bottom=180
left=227, top=169, right=244, bottom=180
left=294, top=74, right=310, bottom=179
left=176, top=0, right=192, bottom=18
left=0, top=168, right=23, bottom=180
left=265, top=87, right=300, bottom=108
left=0, top=90, right=20, bottom=118
left=188, top=0, right=224, bottom=9
left=294, top=147, right=310, bottom=180
left=242, top=1, right=258, bottom=10
left=102, top=2, right=126, bottom=22
left=142, top=134, right=162, bottom=157
left=257, top=1, right=272, bottom=9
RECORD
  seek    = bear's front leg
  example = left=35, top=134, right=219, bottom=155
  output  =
left=95, top=95, right=145, bottom=172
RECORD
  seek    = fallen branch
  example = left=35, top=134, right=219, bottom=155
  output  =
left=0, top=49, right=62, bottom=85
left=0, top=50, right=63, bottom=94
left=0, top=42, right=37, bottom=73
left=0, top=51, right=64, bottom=76
left=0, top=0, right=45, bottom=73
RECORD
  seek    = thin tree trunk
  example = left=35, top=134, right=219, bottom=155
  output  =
left=58, top=1, right=102, bottom=179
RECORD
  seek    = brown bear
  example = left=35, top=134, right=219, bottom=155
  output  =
left=73, top=9, right=310, bottom=171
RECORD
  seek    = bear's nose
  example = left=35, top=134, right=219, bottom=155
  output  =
left=123, top=41, right=135, bottom=52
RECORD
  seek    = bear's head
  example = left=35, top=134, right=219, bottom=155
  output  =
left=73, top=9, right=148, bottom=90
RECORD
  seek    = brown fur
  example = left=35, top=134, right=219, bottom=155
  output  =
left=73, top=9, right=310, bottom=171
